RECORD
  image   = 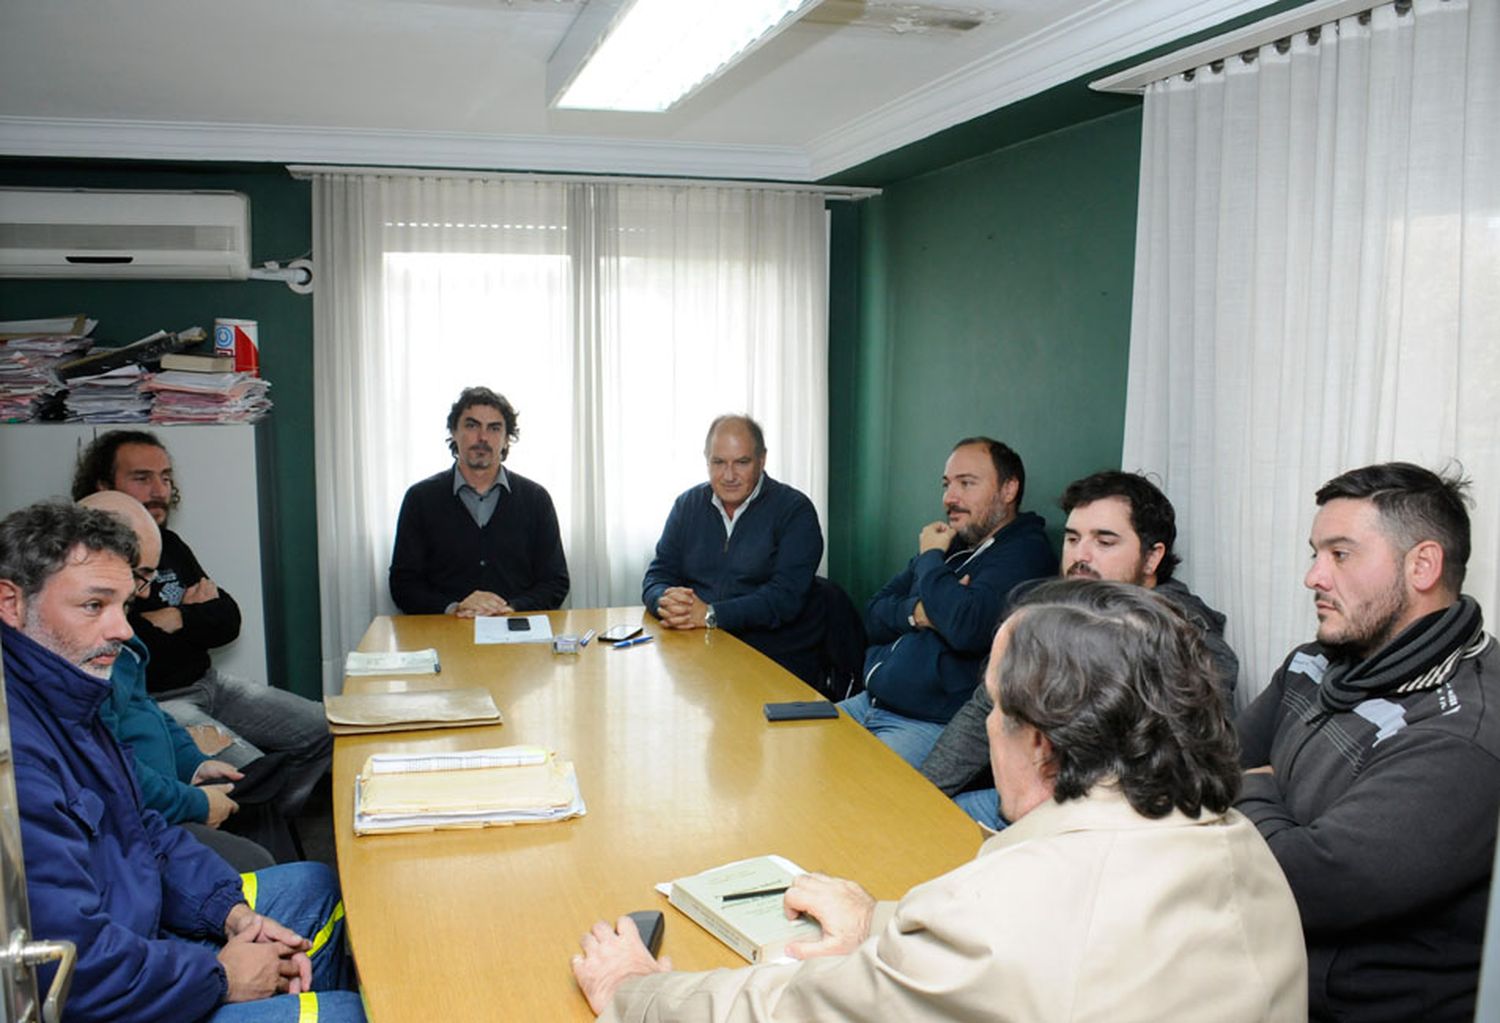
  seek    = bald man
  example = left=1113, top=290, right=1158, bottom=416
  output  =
left=642, top=414, right=825, bottom=683
left=82, top=491, right=275, bottom=870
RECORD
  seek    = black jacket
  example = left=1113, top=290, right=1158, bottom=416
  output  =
left=128, top=527, right=240, bottom=693
left=389, top=467, right=570, bottom=614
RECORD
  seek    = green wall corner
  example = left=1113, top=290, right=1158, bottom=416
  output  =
left=828, top=109, right=1143, bottom=604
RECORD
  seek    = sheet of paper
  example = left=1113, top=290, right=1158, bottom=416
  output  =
left=474, top=614, right=553, bottom=644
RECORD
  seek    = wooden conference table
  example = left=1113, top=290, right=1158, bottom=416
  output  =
left=334, top=608, right=984, bottom=1021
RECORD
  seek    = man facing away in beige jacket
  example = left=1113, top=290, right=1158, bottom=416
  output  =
left=572, top=579, right=1307, bottom=1022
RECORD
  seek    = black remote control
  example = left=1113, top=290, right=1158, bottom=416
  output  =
left=626, top=910, right=665, bottom=957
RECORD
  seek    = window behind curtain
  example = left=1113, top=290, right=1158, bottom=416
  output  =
left=312, top=173, right=828, bottom=693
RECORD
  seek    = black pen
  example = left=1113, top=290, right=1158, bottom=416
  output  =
left=720, top=885, right=789, bottom=904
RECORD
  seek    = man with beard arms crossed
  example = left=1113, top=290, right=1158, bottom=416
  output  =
left=0, top=500, right=362, bottom=1023
left=839, top=437, right=1056, bottom=767
left=571, top=580, right=1306, bottom=1022
left=391, top=385, right=570, bottom=617
left=922, top=470, right=1240, bottom=828
left=1237, top=463, right=1500, bottom=1022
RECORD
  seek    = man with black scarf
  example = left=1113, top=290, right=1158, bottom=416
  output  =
left=1237, top=462, right=1500, bottom=1023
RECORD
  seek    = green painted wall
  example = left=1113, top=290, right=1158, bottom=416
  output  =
left=0, top=160, right=321, bottom=699
left=827, top=109, right=1144, bottom=604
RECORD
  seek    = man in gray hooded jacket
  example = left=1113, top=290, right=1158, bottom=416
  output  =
left=920, top=471, right=1239, bottom=828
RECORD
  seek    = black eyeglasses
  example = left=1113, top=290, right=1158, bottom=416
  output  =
left=132, top=567, right=158, bottom=594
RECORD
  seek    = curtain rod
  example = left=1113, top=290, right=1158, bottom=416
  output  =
left=1090, top=0, right=1410, bottom=95
left=286, top=164, right=880, bottom=201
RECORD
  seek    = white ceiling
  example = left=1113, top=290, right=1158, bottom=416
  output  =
left=0, top=0, right=1270, bottom=181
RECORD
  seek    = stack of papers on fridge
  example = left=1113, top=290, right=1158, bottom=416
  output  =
left=353, top=745, right=585, bottom=835
left=64, top=364, right=153, bottom=422
left=0, top=332, right=93, bottom=421
left=145, top=369, right=272, bottom=423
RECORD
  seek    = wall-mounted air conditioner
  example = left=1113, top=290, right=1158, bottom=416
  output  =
left=0, top=187, right=251, bottom=279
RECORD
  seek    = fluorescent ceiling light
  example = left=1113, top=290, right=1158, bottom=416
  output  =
left=548, top=0, right=818, bottom=113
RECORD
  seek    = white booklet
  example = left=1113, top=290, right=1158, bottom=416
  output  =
left=344, top=648, right=441, bottom=676
left=474, top=614, right=554, bottom=645
left=660, top=855, right=820, bottom=964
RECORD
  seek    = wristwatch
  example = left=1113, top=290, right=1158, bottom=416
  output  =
left=705, top=605, right=717, bottom=630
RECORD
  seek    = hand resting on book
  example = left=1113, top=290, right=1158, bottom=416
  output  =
left=570, top=871, right=880, bottom=1016
left=782, top=872, right=877, bottom=960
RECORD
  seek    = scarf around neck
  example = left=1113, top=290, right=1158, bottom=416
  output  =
left=1317, top=595, right=1485, bottom=713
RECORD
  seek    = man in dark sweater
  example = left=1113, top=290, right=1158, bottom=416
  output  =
left=390, top=386, right=569, bottom=616
left=1237, top=462, right=1500, bottom=1022
left=642, top=415, right=824, bottom=682
left=72, top=431, right=331, bottom=822
left=840, top=437, right=1057, bottom=768
left=921, top=470, right=1239, bottom=827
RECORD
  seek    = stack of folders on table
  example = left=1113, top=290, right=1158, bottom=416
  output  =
left=323, top=687, right=502, bottom=735
left=667, top=855, right=822, bottom=964
left=353, top=745, right=586, bottom=836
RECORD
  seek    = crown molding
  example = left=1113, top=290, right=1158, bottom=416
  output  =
left=0, top=2, right=1287, bottom=183
left=0, top=116, right=818, bottom=182
left=805, top=0, right=1272, bottom=178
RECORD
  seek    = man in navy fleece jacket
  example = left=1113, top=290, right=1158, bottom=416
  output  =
left=841, top=437, right=1056, bottom=768
left=642, top=415, right=825, bottom=683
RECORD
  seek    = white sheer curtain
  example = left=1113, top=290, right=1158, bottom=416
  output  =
left=311, top=174, right=828, bottom=693
left=1122, top=0, right=1500, bottom=704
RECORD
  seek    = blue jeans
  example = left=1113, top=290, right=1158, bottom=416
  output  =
left=954, top=787, right=1008, bottom=831
left=158, top=669, right=332, bottom=815
left=838, top=691, right=947, bottom=768
left=203, top=862, right=365, bottom=1022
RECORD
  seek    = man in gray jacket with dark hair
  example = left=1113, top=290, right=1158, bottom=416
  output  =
left=1237, top=462, right=1500, bottom=1022
left=920, top=470, right=1239, bottom=828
